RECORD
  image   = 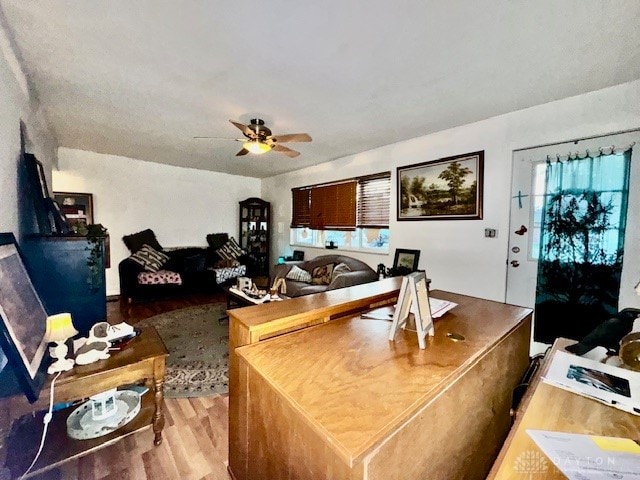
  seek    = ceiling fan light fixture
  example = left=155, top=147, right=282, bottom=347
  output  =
left=243, top=140, right=271, bottom=154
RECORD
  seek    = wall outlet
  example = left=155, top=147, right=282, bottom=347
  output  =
left=484, top=228, right=497, bottom=238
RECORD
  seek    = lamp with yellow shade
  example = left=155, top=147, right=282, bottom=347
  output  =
left=45, top=313, right=78, bottom=374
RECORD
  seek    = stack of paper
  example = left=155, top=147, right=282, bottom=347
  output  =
left=428, top=297, right=457, bottom=318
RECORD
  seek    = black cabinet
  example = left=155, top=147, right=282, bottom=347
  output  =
left=239, top=198, right=270, bottom=277
left=22, top=236, right=107, bottom=335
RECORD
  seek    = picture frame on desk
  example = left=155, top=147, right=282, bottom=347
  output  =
left=393, top=248, right=420, bottom=273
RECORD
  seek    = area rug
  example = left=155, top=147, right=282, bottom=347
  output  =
left=136, top=303, right=229, bottom=398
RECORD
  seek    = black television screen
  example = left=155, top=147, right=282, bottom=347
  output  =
left=0, top=233, right=48, bottom=402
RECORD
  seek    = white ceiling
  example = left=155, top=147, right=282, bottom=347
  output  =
left=2, top=1, right=640, bottom=179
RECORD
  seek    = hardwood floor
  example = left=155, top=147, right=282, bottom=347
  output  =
left=5, top=293, right=232, bottom=480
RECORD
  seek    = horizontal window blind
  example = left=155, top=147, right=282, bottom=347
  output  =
left=357, top=173, right=391, bottom=228
left=292, top=172, right=390, bottom=231
left=291, top=188, right=311, bottom=227
left=310, top=181, right=357, bottom=230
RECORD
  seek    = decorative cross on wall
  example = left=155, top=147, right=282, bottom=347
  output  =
left=511, top=190, right=530, bottom=209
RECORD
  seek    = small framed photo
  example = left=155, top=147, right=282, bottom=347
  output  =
left=53, top=192, right=94, bottom=232
left=393, top=248, right=420, bottom=272
left=397, top=151, right=484, bottom=220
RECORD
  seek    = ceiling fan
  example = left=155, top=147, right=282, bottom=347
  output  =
left=194, top=119, right=312, bottom=158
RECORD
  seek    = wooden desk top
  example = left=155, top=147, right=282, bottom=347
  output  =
left=488, top=338, right=640, bottom=479
left=237, top=291, right=532, bottom=465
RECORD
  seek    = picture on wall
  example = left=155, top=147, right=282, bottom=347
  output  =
left=397, top=151, right=484, bottom=220
left=53, top=192, right=93, bottom=233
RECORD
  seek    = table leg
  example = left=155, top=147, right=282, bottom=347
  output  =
left=153, top=368, right=165, bottom=446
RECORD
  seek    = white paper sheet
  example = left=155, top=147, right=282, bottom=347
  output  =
left=528, top=429, right=640, bottom=479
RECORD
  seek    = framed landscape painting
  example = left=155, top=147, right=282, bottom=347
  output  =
left=397, top=151, right=484, bottom=220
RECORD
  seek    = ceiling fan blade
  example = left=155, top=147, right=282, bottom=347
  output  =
left=194, top=136, right=239, bottom=140
left=272, top=144, right=300, bottom=158
left=270, top=133, right=312, bottom=143
left=194, top=136, right=245, bottom=142
left=236, top=148, right=250, bottom=156
left=229, top=120, right=257, bottom=139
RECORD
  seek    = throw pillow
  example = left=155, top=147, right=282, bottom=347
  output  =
left=311, top=263, right=335, bottom=285
left=332, top=262, right=352, bottom=282
left=206, top=233, right=229, bottom=250
left=216, top=237, right=244, bottom=261
left=129, top=244, right=170, bottom=272
left=122, top=229, right=163, bottom=253
left=285, top=265, right=312, bottom=283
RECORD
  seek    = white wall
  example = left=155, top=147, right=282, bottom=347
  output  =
left=0, top=27, right=57, bottom=371
left=54, top=148, right=261, bottom=296
left=0, top=26, right=57, bottom=240
left=262, top=80, right=640, bottom=308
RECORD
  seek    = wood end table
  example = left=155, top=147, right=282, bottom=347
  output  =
left=4, top=327, right=168, bottom=478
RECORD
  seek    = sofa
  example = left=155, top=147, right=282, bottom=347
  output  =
left=118, top=229, right=246, bottom=302
left=271, top=254, right=378, bottom=297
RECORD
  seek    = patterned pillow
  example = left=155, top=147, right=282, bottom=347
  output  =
left=129, top=244, right=170, bottom=272
left=285, top=265, right=312, bottom=283
left=332, top=262, right=352, bottom=282
left=311, top=263, right=335, bottom=285
left=122, top=229, right=163, bottom=253
left=216, top=237, right=244, bottom=261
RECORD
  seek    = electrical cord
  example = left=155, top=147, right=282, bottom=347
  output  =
left=19, top=371, right=62, bottom=480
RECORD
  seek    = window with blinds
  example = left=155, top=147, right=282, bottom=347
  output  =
left=291, top=172, right=390, bottom=230
left=291, top=188, right=311, bottom=227
left=357, top=173, right=391, bottom=228
left=310, top=181, right=357, bottom=229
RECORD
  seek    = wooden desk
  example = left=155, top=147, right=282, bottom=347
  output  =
left=230, top=287, right=532, bottom=480
left=228, top=278, right=403, bottom=480
left=4, top=327, right=168, bottom=478
left=488, top=338, right=640, bottom=479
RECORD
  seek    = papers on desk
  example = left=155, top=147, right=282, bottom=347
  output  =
left=428, top=297, right=457, bottom=318
left=527, top=430, right=640, bottom=479
left=360, top=297, right=457, bottom=321
left=543, top=350, right=640, bottom=416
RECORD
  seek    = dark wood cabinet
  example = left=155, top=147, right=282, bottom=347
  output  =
left=22, top=235, right=107, bottom=335
left=239, top=198, right=270, bottom=277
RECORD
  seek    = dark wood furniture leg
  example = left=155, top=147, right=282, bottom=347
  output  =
left=152, top=357, right=166, bottom=446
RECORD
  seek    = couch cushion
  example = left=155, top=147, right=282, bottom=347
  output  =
left=286, top=265, right=312, bottom=283
left=209, top=264, right=247, bottom=284
left=123, top=229, right=163, bottom=253
left=332, top=262, right=352, bottom=282
left=311, top=263, right=334, bottom=285
left=217, top=237, right=244, bottom=261
left=137, top=270, right=182, bottom=285
left=129, top=244, right=170, bottom=272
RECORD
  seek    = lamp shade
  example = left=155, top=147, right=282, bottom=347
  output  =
left=243, top=140, right=271, bottom=154
left=45, top=313, right=78, bottom=343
